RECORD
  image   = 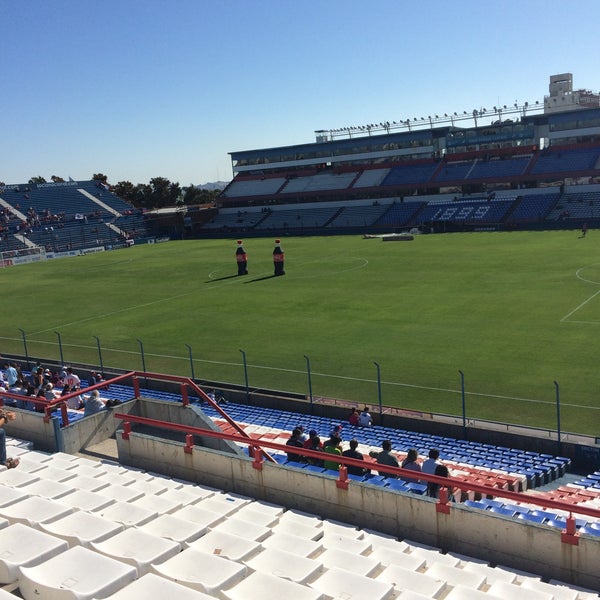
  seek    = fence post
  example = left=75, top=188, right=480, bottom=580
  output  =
left=18, top=328, right=30, bottom=369
left=304, top=355, right=313, bottom=414
left=554, top=380, right=562, bottom=453
left=239, top=349, right=249, bottom=402
left=136, top=338, right=146, bottom=374
left=54, top=331, right=64, bottom=366
left=374, top=361, right=382, bottom=420
left=94, top=336, right=104, bottom=374
left=185, top=344, right=195, bottom=380
left=459, top=369, right=466, bottom=438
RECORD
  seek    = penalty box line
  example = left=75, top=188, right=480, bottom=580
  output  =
left=561, top=288, right=600, bottom=323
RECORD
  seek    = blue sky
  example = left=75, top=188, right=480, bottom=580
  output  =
left=1, top=0, right=598, bottom=186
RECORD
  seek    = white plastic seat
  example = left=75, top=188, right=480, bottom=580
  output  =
left=0, top=469, right=41, bottom=488
left=96, top=500, right=157, bottom=527
left=40, top=511, right=123, bottom=548
left=232, top=501, right=283, bottom=527
left=408, top=547, right=461, bottom=568
left=271, top=520, right=324, bottom=541
left=261, top=531, right=324, bottom=558
left=362, top=530, right=409, bottom=552
left=245, top=546, right=323, bottom=584
left=211, top=516, right=272, bottom=542
left=321, top=519, right=363, bottom=539
left=196, top=492, right=251, bottom=516
left=487, top=581, right=553, bottom=600
left=64, top=463, right=106, bottom=478
left=137, top=514, right=210, bottom=545
left=0, top=523, right=68, bottom=584
left=310, top=566, right=394, bottom=600
left=19, top=545, right=137, bottom=600
left=65, top=475, right=111, bottom=493
left=443, top=584, right=504, bottom=600
left=91, top=528, right=181, bottom=576
left=520, top=578, right=579, bottom=599
left=130, top=493, right=182, bottom=515
left=125, top=478, right=169, bottom=496
left=376, top=564, right=446, bottom=598
left=33, top=465, right=79, bottom=483
left=0, top=496, right=73, bottom=528
left=96, top=572, right=215, bottom=600
left=157, top=487, right=205, bottom=507
left=20, top=479, right=76, bottom=500
left=186, top=529, right=262, bottom=562
left=318, top=547, right=380, bottom=577
left=96, top=483, right=144, bottom=503
left=370, top=545, right=426, bottom=570
left=151, top=547, right=247, bottom=595
left=223, top=570, right=325, bottom=600
left=57, top=489, right=115, bottom=513
left=0, top=485, right=30, bottom=508
left=461, top=562, right=517, bottom=586
left=171, top=504, right=224, bottom=529
left=425, top=562, right=486, bottom=590
left=321, top=532, right=371, bottom=554
left=278, top=509, right=323, bottom=527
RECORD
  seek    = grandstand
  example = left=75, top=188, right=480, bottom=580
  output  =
left=0, top=368, right=599, bottom=597
left=0, top=180, right=150, bottom=258
left=188, top=74, right=600, bottom=237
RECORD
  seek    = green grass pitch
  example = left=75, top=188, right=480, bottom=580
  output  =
left=1, top=231, right=599, bottom=436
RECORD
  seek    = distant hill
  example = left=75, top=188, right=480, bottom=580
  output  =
left=196, top=181, right=228, bottom=191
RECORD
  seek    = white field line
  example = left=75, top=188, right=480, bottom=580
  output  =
left=561, top=264, right=600, bottom=323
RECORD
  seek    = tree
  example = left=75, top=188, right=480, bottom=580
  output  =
left=182, top=185, right=220, bottom=206
left=51, top=175, right=65, bottom=183
left=29, top=176, right=46, bottom=184
left=92, top=173, right=108, bottom=184
left=112, top=181, right=137, bottom=204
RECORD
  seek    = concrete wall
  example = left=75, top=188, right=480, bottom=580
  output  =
left=60, top=400, right=138, bottom=454
left=116, top=430, right=600, bottom=592
left=4, top=409, right=59, bottom=453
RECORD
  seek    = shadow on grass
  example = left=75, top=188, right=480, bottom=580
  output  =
left=244, top=274, right=278, bottom=283
left=205, top=274, right=242, bottom=282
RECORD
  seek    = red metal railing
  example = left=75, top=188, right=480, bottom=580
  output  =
left=114, top=411, right=600, bottom=546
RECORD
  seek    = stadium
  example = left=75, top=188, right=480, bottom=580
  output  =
left=0, top=73, right=599, bottom=598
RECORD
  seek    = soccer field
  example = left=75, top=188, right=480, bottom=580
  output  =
left=1, top=231, right=599, bottom=436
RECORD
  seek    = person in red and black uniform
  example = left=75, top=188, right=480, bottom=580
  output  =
left=273, top=239, right=285, bottom=276
left=235, top=240, right=248, bottom=275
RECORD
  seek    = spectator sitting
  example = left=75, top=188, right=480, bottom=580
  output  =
left=296, top=425, right=309, bottom=444
left=322, top=434, right=342, bottom=471
left=65, top=367, right=81, bottom=390
left=285, top=427, right=306, bottom=462
left=401, top=448, right=422, bottom=483
left=342, top=438, right=367, bottom=476
left=62, top=384, right=84, bottom=410
left=42, top=382, right=55, bottom=401
left=329, top=423, right=343, bottom=440
left=3, top=363, right=18, bottom=388
left=358, top=406, right=373, bottom=427
left=303, top=429, right=322, bottom=450
left=422, top=448, right=441, bottom=475
left=0, top=409, right=19, bottom=469
left=370, top=439, right=399, bottom=477
left=348, top=407, right=359, bottom=426
left=305, top=435, right=325, bottom=467
left=428, top=464, right=451, bottom=499
left=83, top=390, right=105, bottom=417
